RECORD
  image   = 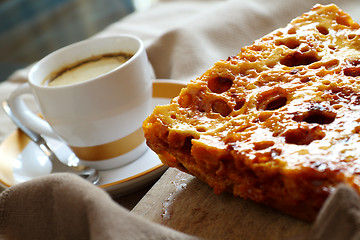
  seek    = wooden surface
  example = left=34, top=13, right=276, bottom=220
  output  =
left=132, top=168, right=311, bottom=240
left=113, top=183, right=155, bottom=210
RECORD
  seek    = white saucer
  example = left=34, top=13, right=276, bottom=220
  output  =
left=0, top=79, right=187, bottom=196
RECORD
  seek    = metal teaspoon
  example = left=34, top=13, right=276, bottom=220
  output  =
left=1, top=100, right=100, bottom=185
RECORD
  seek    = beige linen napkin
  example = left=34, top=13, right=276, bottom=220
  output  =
left=1, top=0, right=360, bottom=239
left=0, top=173, right=199, bottom=240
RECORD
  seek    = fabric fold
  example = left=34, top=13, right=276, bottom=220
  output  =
left=0, top=173, right=200, bottom=240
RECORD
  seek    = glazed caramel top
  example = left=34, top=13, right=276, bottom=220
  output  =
left=148, top=4, right=360, bottom=185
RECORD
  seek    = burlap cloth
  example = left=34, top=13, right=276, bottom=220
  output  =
left=1, top=0, right=360, bottom=239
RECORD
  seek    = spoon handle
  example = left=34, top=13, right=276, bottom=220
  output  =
left=2, top=101, right=41, bottom=144
left=1, top=100, right=100, bottom=184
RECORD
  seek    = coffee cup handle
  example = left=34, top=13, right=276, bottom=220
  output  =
left=8, top=83, right=60, bottom=139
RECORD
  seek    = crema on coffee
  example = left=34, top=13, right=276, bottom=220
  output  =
left=43, top=52, right=133, bottom=87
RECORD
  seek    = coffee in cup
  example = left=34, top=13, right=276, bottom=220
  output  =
left=8, top=35, right=152, bottom=170
left=43, top=52, right=133, bottom=87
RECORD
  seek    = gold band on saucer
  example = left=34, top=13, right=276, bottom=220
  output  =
left=152, top=81, right=186, bottom=99
left=69, top=127, right=144, bottom=161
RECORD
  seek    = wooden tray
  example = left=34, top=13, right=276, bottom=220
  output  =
left=132, top=168, right=310, bottom=240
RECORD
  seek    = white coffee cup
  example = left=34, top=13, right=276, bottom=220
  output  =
left=8, top=35, right=152, bottom=170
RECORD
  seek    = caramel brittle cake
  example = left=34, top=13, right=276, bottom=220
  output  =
left=143, top=4, right=360, bottom=221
